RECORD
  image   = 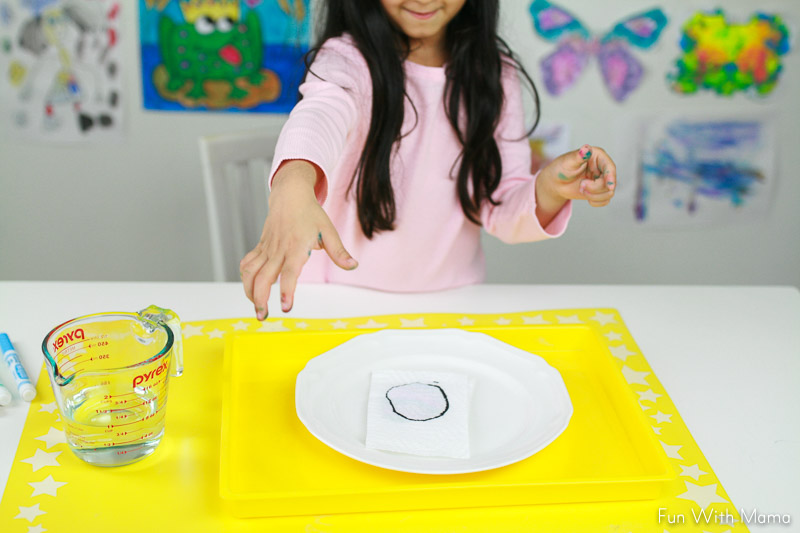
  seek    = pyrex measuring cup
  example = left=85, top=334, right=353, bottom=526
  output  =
left=42, top=305, right=183, bottom=467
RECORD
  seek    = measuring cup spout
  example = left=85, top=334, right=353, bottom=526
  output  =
left=137, top=305, right=183, bottom=377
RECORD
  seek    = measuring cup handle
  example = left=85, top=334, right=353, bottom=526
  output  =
left=138, top=305, right=183, bottom=378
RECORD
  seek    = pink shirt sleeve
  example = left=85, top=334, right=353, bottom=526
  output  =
left=268, top=37, right=367, bottom=204
left=480, top=62, right=572, bottom=244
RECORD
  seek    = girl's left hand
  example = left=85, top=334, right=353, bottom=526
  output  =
left=543, top=144, right=617, bottom=207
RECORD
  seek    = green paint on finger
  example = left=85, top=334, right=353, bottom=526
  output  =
left=558, top=172, right=570, bottom=181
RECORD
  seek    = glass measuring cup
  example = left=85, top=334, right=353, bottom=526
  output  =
left=42, top=305, right=183, bottom=467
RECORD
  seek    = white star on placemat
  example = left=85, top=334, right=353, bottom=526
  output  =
left=622, top=366, right=650, bottom=386
left=14, top=503, right=46, bottom=523
left=651, top=411, right=673, bottom=424
left=590, top=311, right=616, bottom=326
left=356, top=319, right=387, bottom=329
left=38, top=403, right=58, bottom=414
left=556, top=315, right=582, bottom=324
left=660, top=441, right=683, bottom=460
left=495, top=317, right=512, bottom=325
left=604, top=331, right=622, bottom=342
left=521, top=314, right=550, bottom=325
left=680, top=464, right=709, bottom=481
left=331, top=320, right=348, bottom=329
left=29, top=475, right=67, bottom=497
left=676, top=481, right=728, bottom=510
left=652, top=426, right=662, bottom=435
left=636, top=389, right=662, bottom=403
left=34, top=427, right=66, bottom=449
left=21, top=449, right=62, bottom=472
left=457, top=317, right=475, bottom=326
left=295, top=322, right=309, bottom=329
left=257, top=320, right=289, bottom=332
left=206, top=329, right=225, bottom=339
left=182, top=324, right=204, bottom=338
left=27, top=525, right=47, bottom=533
left=231, top=320, right=251, bottom=331
left=400, top=318, right=426, bottom=328
left=609, top=345, right=637, bottom=362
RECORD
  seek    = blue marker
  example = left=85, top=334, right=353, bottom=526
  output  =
left=0, top=333, right=36, bottom=402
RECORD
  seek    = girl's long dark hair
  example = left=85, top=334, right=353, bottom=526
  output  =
left=306, top=0, right=540, bottom=238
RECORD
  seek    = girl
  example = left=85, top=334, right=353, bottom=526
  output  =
left=241, top=0, right=617, bottom=319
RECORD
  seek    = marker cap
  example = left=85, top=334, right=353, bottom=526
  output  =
left=20, top=383, right=37, bottom=402
left=0, top=385, right=11, bottom=406
left=0, top=333, right=13, bottom=353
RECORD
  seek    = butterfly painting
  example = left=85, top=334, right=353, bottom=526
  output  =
left=529, top=0, right=668, bottom=102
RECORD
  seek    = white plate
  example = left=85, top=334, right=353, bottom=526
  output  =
left=295, top=330, right=573, bottom=475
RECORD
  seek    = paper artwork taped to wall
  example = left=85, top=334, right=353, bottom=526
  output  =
left=528, top=0, right=668, bottom=102
left=529, top=121, right=571, bottom=174
left=634, top=118, right=776, bottom=227
left=0, top=0, right=123, bottom=141
left=669, top=11, right=791, bottom=97
left=139, top=0, right=309, bottom=113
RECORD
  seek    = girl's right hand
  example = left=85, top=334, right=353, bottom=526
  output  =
left=239, top=160, right=358, bottom=319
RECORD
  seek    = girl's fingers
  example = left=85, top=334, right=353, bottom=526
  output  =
left=239, top=247, right=266, bottom=303
left=582, top=186, right=615, bottom=207
left=319, top=222, right=358, bottom=271
left=278, top=249, right=312, bottom=313
left=590, top=147, right=618, bottom=190
left=252, top=255, right=284, bottom=320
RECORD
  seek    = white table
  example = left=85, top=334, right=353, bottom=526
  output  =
left=1, top=282, right=799, bottom=526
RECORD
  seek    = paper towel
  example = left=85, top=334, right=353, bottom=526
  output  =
left=365, top=370, right=470, bottom=459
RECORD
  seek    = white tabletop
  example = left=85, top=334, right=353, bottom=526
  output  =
left=1, top=281, right=799, bottom=525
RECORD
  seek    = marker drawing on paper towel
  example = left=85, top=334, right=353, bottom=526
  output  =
left=386, top=382, right=450, bottom=422
left=139, top=0, right=309, bottom=113
left=0, top=0, right=123, bottom=141
left=634, top=118, right=776, bottom=227
left=669, top=10, right=791, bottom=97
left=528, top=0, right=668, bottom=102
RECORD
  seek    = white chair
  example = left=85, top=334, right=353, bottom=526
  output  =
left=199, top=129, right=278, bottom=281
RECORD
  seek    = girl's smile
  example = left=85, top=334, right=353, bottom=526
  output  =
left=406, top=8, right=437, bottom=20
left=381, top=0, right=466, bottom=65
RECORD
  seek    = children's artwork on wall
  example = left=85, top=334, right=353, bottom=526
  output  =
left=139, top=0, right=309, bottom=113
left=633, top=117, right=776, bottom=227
left=0, top=0, right=123, bottom=141
left=528, top=0, right=668, bottom=103
left=529, top=121, right=571, bottom=173
left=669, top=11, right=791, bottom=97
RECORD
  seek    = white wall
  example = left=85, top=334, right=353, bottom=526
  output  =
left=1, top=0, right=799, bottom=286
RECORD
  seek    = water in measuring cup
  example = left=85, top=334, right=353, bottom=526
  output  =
left=62, top=382, right=168, bottom=466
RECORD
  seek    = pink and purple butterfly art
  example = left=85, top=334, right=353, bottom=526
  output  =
left=529, top=0, right=668, bottom=102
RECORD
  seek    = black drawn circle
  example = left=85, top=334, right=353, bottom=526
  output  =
left=385, top=382, right=449, bottom=421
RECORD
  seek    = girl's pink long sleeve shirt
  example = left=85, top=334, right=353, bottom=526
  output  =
left=269, top=36, right=571, bottom=292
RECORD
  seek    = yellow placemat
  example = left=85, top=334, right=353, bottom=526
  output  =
left=1, top=310, right=747, bottom=532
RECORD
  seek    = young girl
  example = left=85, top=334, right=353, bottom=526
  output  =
left=241, top=0, right=617, bottom=319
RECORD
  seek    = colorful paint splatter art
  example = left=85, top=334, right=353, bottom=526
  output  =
left=0, top=0, right=123, bottom=141
left=528, top=121, right=571, bottom=174
left=528, top=0, right=668, bottom=102
left=139, top=0, right=309, bottom=112
left=670, top=11, right=791, bottom=97
left=635, top=118, right=776, bottom=227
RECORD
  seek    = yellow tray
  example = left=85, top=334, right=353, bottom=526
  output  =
left=220, top=324, right=675, bottom=517
left=1, top=310, right=748, bottom=532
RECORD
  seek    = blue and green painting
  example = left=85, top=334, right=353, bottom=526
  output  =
left=139, top=0, right=309, bottom=112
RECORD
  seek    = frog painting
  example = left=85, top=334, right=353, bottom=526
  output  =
left=140, top=0, right=309, bottom=112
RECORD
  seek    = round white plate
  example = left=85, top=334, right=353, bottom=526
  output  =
left=295, top=329, right=573, bottom=475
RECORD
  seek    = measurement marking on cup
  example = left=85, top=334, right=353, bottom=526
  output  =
left=110, top=407, right=166, bottom=427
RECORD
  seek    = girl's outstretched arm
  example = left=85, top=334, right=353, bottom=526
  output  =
left=239, top=160, right=357, bottom=320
